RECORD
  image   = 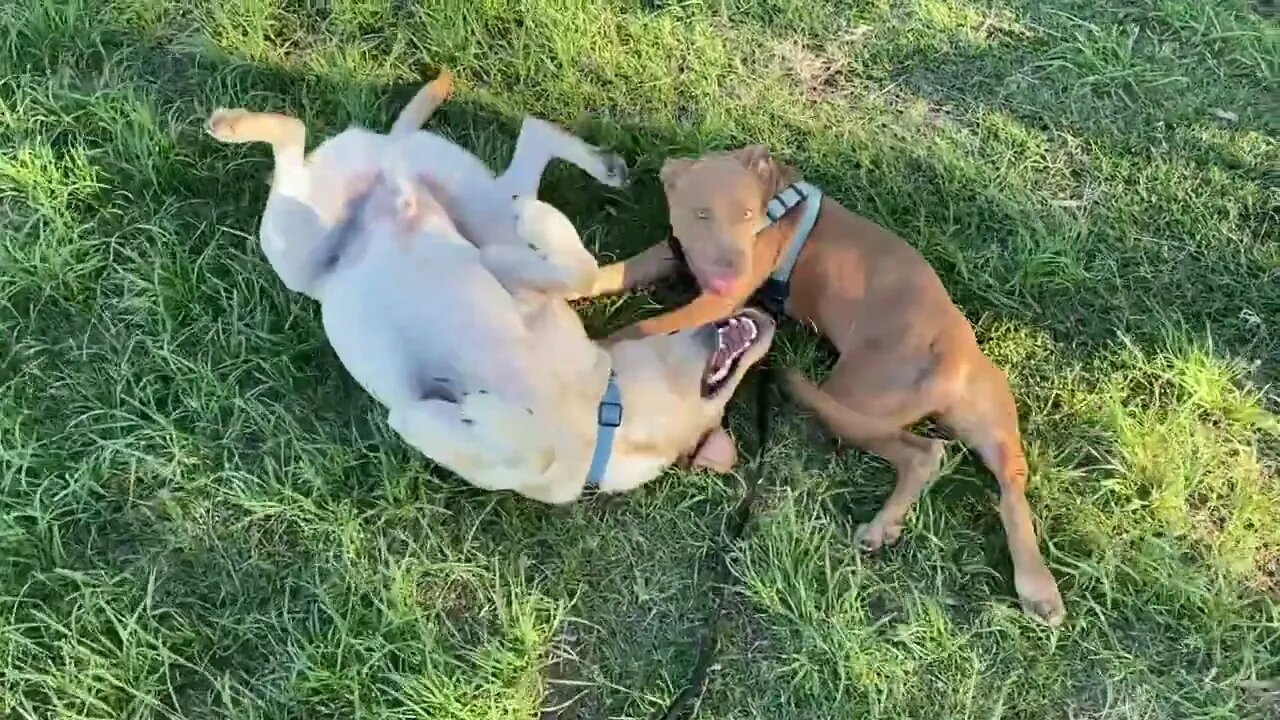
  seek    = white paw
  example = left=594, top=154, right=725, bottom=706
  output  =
left=206, top=108, right=252, bottom=142
left=594, top=151, right=628, bottom=188
left=512, top=196, right=582, bottom=251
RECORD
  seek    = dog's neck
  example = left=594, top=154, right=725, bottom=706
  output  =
left=754, top=199, right=808, bottom=280
left=743, top=159, right=804, bottom=271
left=583, top=346, right=695, bottom=494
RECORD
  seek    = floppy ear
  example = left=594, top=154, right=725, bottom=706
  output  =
left=729, top=144, right=772, bottom=175
left=688, top=426, right=738, bottom=473
left=729, top=144, right=794, bottom=191
left=659, top=157, right=696, bottom=191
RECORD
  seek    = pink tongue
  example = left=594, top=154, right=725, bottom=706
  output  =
left=706, top=276, right=736, bottom=295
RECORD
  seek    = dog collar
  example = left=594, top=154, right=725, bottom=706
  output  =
left=757, top=182, right=823, bottom=316
left=585, top=370, right=624, bottom=487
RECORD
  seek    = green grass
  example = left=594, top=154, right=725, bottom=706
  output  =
left=1, top=0, right=1277, bottom=717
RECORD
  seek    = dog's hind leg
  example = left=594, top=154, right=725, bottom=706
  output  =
left=207, top=109, right=308, bottom=193
left=785, top=368, right=946, bottom=551
left=938, top=356, right=1065, bottom=627
left=207, top=109, right=332, bottom=294
left=206, top=109, right=381, bottom=297
left=390, top=71, right=454, bottom=136
left=495, top=117, right=627, bottom=196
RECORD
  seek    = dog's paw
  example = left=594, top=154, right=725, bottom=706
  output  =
left=595, top=150, right=628, bottom=188
left=510, top=195, right=542, bottom=232
left=1016, top=565, right=1066, bottom=627
left=592, top=490, right=626, bottom=512
left=207, top=108, right=252, bottom=142
left=854, top=520, right=902, bottom=552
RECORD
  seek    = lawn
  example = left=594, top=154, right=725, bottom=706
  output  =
left=1, top=0, right=1277, bottom=717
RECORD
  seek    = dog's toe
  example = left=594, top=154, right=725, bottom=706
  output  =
left=207, top=108, right=249, bottom=142
left=854, top=521, right=901, bottom=552
left=1020, top=594, right=1066, bottom=627
left=1016, top=567, right=1066, bottom=627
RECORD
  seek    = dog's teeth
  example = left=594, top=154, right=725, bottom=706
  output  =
left=711, top=364, right=729, bottom=384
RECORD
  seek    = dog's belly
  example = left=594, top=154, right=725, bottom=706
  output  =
left=320, top=243, right=542, bottom=409
left=388, top=133, right=516, bottom=248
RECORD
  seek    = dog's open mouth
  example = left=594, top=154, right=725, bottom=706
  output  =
left=701, top=313, right=761, bottom=398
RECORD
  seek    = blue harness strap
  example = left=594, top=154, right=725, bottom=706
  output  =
left=585, top=370, right=623, bottom=487
left=756, top=181, right=823, bottom=316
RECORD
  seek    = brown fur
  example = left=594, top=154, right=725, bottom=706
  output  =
left=589, top=145, right=1066, bottom=626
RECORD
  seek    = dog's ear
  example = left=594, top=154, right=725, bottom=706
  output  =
left=729, top=144, right=794, bottom=192
left=688, top=427, right=738, bottom=473
left=659, top=157, right=696, bottom=191
left=729, top=144, right=772, bottom=175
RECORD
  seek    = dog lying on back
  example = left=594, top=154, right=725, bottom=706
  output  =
left=206, top=74, right=774, bottom=503
left=585, top=146, right=1066, bottom=625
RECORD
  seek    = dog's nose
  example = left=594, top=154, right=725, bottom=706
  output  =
left=711, top=254, right=738, bottom=271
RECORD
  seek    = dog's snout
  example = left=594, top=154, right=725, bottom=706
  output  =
left=698, top=247, right=747, bottom=295
left=710, top=254, right=737, bottom=271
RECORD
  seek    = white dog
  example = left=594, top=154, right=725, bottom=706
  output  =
left=207, top=72, right=775, bottom=504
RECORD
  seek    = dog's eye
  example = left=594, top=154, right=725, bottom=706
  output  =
left=695, top=209, right=709, bottom=220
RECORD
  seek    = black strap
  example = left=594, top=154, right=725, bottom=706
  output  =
left=754, top=279, right=788, bottom=320
left=651, top=360, right=775, bottom=720
left=665, top=230, right=693, bottom=284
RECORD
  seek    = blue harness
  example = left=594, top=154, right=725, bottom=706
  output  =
left=585, top=370, right=624, bottom=487
left=754, top=181, right=824, bottom=316
left=585, top=181, right=823, bottom=488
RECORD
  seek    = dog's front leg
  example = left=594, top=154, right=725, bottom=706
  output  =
left=495, top=117, right=627, bottom=196
left=481, top=245, right=585, bottom=296
left=573, top=241, right=681, bottom=300
left=608, top=292, right=742, bottom=340
left=387, top=400, right=495, bottom=487
left=490, top=196, right=599, bottom=297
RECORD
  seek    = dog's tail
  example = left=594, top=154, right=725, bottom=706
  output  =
left=784, top=369, right=929, bottom=446
left=390, top=70, right=455, bottom=136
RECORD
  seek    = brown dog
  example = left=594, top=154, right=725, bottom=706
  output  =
left=587, top=146, right=1066, bottom=626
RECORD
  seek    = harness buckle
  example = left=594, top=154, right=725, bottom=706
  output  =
left=597, top=400, right=624, bottom=428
